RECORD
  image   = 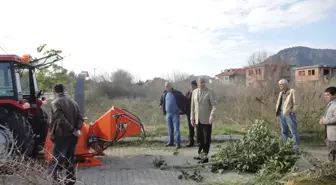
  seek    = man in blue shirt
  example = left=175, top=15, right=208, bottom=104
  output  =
left=159, top=82, right=187, bottom=149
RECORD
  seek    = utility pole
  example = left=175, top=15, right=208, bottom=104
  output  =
left=92, top=68, right=96, bottom=84
left=92, top=68, right=97, bottom=89
left=93, top=68, right=96, bottom=79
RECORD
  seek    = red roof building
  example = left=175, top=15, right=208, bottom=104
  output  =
left=215, top=68, right=246, bottom=85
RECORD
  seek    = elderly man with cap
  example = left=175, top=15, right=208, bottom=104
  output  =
left=276, top=79, right=300, bottom=151
left=184, top=80, right=198, bottom=147
left=159, top=82, right=187, bottom=149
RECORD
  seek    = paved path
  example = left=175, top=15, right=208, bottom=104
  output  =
left=74, top=143, right=330, bottom=185
left=75, top=145, right=250, bottom=185
left=0, top=143, right=329, bottom=185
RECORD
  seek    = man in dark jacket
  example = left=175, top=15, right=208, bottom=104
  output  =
left=185, top=80, right=198, bottom=147
left=159, top=82, right=187, bottom=149
left=49, top=84, right=84, bottom=185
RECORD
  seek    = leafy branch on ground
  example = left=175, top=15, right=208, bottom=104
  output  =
left=210, top=120, right=300, bottom=184
left=178, top=169, right=203, bottom=182
left=152, top=156, right=167, bottom=168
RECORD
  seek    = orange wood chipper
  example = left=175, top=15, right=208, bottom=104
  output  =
left=44, top=73, right=146, bottom=167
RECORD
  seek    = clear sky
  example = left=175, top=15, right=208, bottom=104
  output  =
left=0, top=0, right=335, bottom=81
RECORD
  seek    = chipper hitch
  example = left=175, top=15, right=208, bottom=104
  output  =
left=44, top=106, right=145, bottom=167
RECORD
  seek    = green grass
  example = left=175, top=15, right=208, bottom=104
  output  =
left=146, top=120, right=246, bottom=137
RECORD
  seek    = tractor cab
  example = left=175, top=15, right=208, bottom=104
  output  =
left=0, top=55, right=39, bottom=104
left=0, top=54, right=62, bottom=108
left=0, top=53, right=63, bottom=158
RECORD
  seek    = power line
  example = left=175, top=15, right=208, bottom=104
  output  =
left=0, top=46, right=7, bottom=54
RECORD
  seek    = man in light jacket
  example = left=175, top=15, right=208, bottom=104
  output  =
left=190, top=78, right=217, bottom=163
left=275, top=79, right=299, bottom=150
left=319, top=86, right=336, bottom=162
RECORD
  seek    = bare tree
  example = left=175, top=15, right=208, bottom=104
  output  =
left=160, top=71, right=190, bottom=82
left=247, top=50, right=272, bottom=66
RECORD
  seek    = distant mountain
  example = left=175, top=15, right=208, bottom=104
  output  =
left=268, top=46, right=336, bottom=66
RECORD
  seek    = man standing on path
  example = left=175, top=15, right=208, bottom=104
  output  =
left=185, top=80, right=198, bottom=147
left=49, top=84, right=84, bottom=185
left=275, top=79, right=300, bottom=151
left=190, top=78, right=217, bottom=163
left=160, top=82, right=187, bottom=149
left=319, top=86, right=336, bottom=162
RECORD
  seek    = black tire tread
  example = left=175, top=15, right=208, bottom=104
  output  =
left=0, top=108, right=35, bottom=156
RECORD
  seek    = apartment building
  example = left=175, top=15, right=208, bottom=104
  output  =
left=245, top=63, right=293, bottom=88
left=293, top=65, right=336, bottom=83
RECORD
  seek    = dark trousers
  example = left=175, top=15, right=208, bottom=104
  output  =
left=326, top=140, right=336, bottom=162
left=197, top=123, right=212, bottom=155
left=50, top=135, right=78, bottom=185
left=186, top=113, right=196, bottom=144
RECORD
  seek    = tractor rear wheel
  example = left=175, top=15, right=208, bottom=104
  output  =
left=0, top=108, right=35, bottom=157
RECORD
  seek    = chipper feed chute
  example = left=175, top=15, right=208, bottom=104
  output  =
left=44, top=106, right=145, bottom=167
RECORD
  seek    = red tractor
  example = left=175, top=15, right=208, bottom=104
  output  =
left=0, top=54, right=62, bottom=158
left=0, top=53, right=146, bottom=167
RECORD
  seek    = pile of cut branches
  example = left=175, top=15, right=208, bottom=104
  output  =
left=210, top=120, right=300, bottom=184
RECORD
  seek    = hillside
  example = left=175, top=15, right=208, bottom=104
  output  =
left=269, top=46, right=336, bottom=66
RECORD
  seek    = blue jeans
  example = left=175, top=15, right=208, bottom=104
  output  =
left=166, top=113, right=181, bottom=145
left=280, top=112, right=300, bottom=148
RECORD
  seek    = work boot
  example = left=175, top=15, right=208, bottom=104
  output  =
left=165, top=143, right=174, bottom=147
left=328, top=150, right=336, bottom=162
left=198, top=158, right=209, bottom=164
left=186, top=142, right=195, bottom=147
left=193, top=156, right=201, bottom=160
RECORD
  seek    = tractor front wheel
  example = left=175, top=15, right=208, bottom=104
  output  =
left=0, top=108, right=35, bottom=157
